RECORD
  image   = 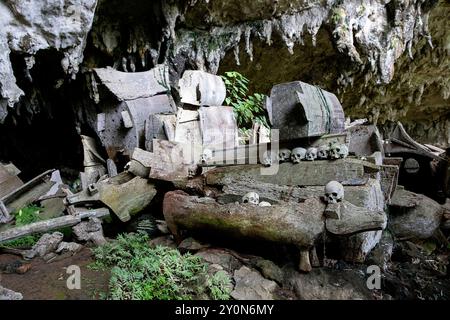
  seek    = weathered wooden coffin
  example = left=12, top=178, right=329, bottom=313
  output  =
left=94, top=64, right=170, bottom=101
left=179, top=70, right=226, bottom=106
left=205, top=159, right=379, bottom=187
left=266, top=81, right=345, bottom=140
left=96, top=95, right=176, bottom=158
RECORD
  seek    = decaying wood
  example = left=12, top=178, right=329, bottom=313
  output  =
left=299, top=249, right=312, bottom=272
left=205, top=159, right=378, bottom=187
left=0, top=208, right=110, bottom=244
left=324, top=203, right=341, bottom=219
left=216, top=178, right=384, bottom=211
left=163, top=191, right=326, bottom=249
left=0, top=164, right=23, bottom=199
left=67, top=172, right=156, bottom=222
left=0, top=170, right=58, bottom=215
left=94, top=64, right=170, bottom=101
left=198, top=106, right=238, bottom=149
left=179, top=70, right=226, bottom=106
left=347, top=125, right=384, bottom=157
left=267, top=81, right=345, bottom=140
left=385, top=122, right=446, bottom=161
left=325, top=200, right=387, bottom=235
left=379, top=164, right=399, bottom=202
left=131, top=140, right=200, bottom=182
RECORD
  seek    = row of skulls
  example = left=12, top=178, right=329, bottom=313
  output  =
left=242, top=180, right=345, bottom=206
left=264, top=143, right=349, bottom=166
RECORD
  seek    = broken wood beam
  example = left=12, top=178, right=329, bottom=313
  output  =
left=0, top=208, right=110, bottom=244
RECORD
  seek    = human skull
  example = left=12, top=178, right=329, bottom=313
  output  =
left=259, top=201, right=272, bottom=207
left=278, top=149, right=292, bottom=162
left=305, top=147, right=318, bottom=161
left=201, top=148, right=213, bottom=163
left=262, top=150, right=278, bottom=167
left=317, top=145, right=330, bottom=160
left=291, top=147, right=307, bottom=163
left=329, top=143, right=349, bottom=159
left=242, top=192, right=260, bottom=205
left=324, top=181, right=344, bottom=204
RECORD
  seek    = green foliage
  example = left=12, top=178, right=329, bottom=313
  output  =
left=206, top=270, right=233, bottom=300
left=4, top=205, right=42, bottom=248
left=221, top=71, right=269, bottom=129
left=90, top=232, right=232, bottom=300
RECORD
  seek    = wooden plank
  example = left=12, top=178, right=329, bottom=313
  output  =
left=174, top=109, right=202, bottom=148
left=198, top=106, right=238, bottom=149
left=205, top=159, right=375, bottom=187
left=0, top=165, right=23, bottom=199
left=379, top=165, right=399, bottom=202
left=145, top=114, right=176, bottom=151
left=0, top=208, right=110, bottom=244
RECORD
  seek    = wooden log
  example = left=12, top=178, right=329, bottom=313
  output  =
left=0, top=208, right=110, bottom=243
left=163, top=191, right=326, bottom=248
left=205, top=159, right=377, bottom=187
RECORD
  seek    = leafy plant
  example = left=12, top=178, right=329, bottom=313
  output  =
left=3, top=205, right=42, bottom=248
left=206, top=270, right=233, bottom=300
left=89, top=232, right=232, bottom=300
left=221, top=71, right=269, bottom=129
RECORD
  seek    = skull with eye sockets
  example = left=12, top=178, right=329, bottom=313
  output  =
left=305, top=147, right=318, bottom=161
left=262, top=150, right=278, bottom=167
left=242, top=192, right=260, bottom=205
left=317, top=145, right=330, bottom=160
left=278, top=149, right=292, bottom=162
left=291, top=147, right=307, bottom=163
left=324, top=181, right=344, bottom=204
left=201, top=148, right=213, bottom=163
left=329, top=143, right=349, bottom=160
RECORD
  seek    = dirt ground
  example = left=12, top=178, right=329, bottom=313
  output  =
left=0, top=248, right=110, bottom=300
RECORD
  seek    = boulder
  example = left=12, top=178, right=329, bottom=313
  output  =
left=72, top=217, right=107, bottom=246
left=0, top=285, right=23, bottom=300
left=23, top=232, right=64, bottom=260
left=231, top=266, right=278, bottom=300
left=389, top=189, right=443, bottom=239
left=195, top=249, right=242, bottom=273
left=284, top=267, right=373, bottom=300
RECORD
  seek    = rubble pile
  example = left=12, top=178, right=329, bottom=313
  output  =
left=0, top=66, right=449, bottom=300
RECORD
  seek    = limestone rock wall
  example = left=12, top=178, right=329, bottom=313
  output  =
left=0, top=0, right=448, bottom=147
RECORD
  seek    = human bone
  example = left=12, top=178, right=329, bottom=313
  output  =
left=317, top=145, right=330, bottom=159
left=278, top=148, right=292, bottom=162
left=242, top=192, right=260, bottom=205
left=305, top=147, right=318, bottom=161
left=324, top=181, right=345, bottom=204
left=329, top=143, right=349, bottom=159
left=201, top=148, right=213, bottom=163
left=291, top=147, right=307, bottom=163
left=259, top=201, right=272, bottom=207
left=262, top=150, right=278, bottom=167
